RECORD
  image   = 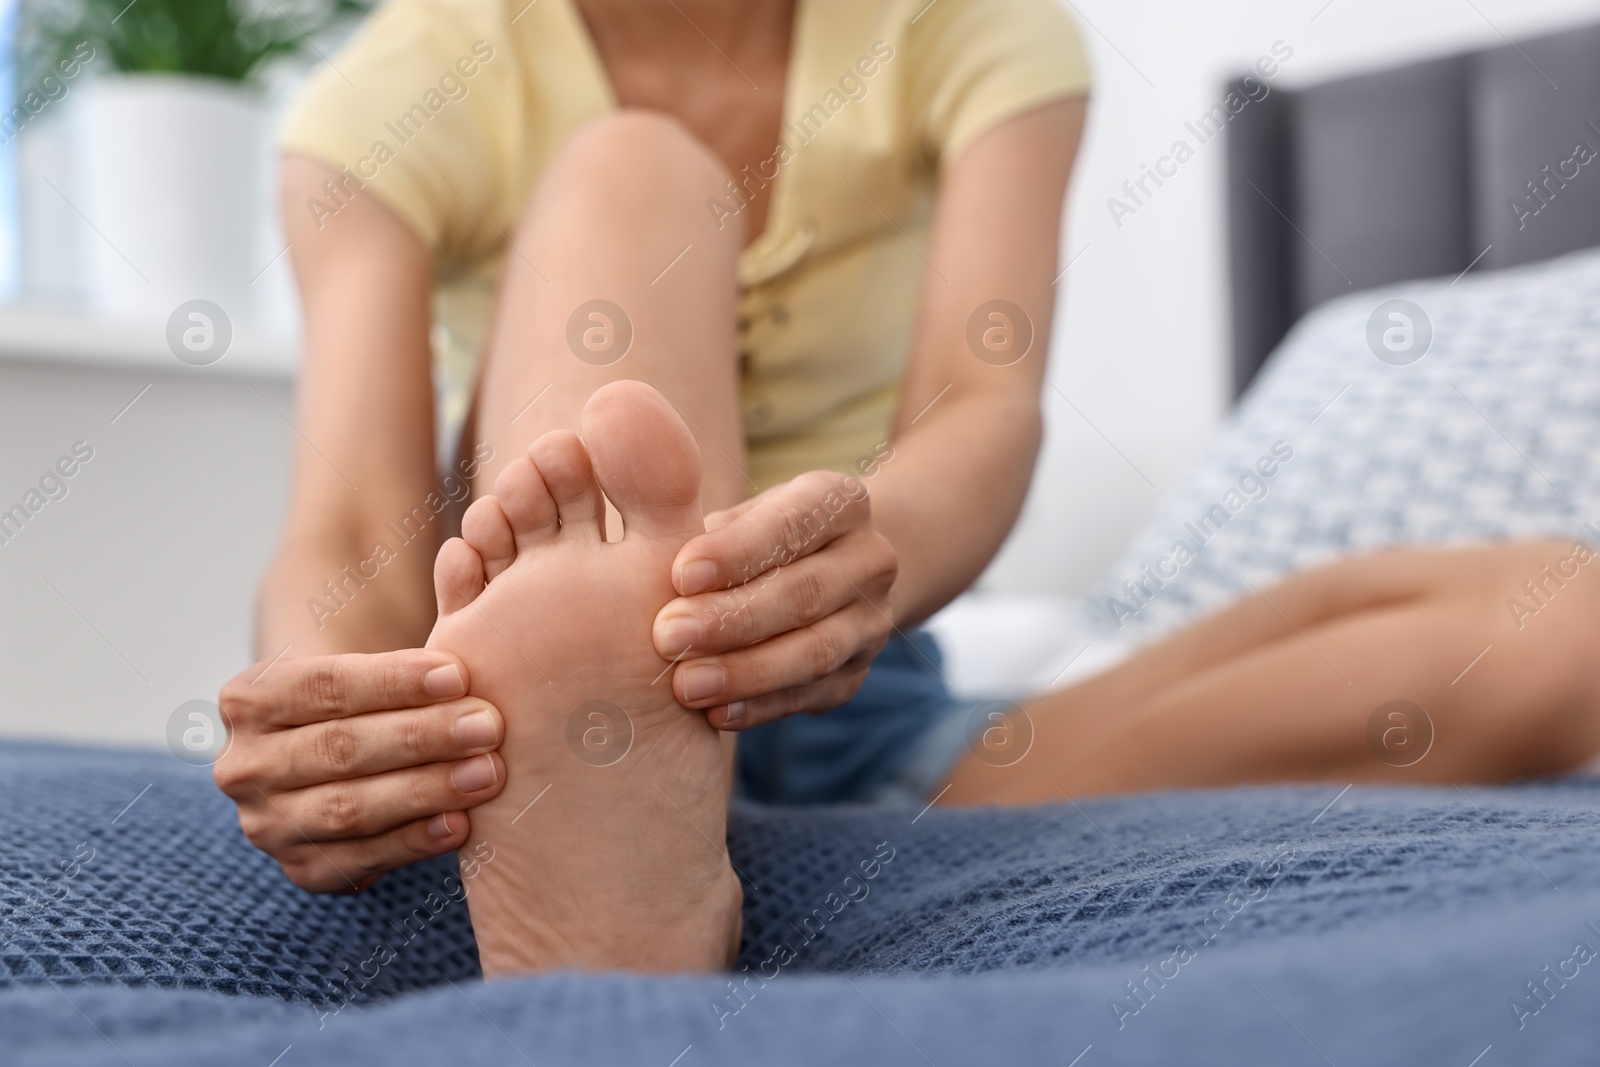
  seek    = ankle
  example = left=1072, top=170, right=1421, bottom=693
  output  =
left=471, top=863, right=743, bottom=976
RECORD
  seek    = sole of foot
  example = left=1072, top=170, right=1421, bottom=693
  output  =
left=426, top=380, right=741, bottom=975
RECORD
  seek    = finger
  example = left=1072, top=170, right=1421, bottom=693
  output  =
left=276, top=811, right=470, bottom=894
left=672, top=600, right=891, bottom=709
left=257, top=753, right=505, bottom=847
left=221, top=649, right=471, bottom=730
left=701, top=483, right=779, bottom=532
left=654, top=530, right=895, bottom=657
left=670, top=470, right=870, bottom=596
left=258, top=698, right=503, bottom=791
left=706, top=666, right=872, bottom=731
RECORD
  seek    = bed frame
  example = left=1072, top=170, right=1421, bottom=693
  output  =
left=1226, top=19, right=1600, bottom=397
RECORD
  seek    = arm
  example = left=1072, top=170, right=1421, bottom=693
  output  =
left=867, top=96, right=1085, bottom=627
left=655, top=97, right=1087, bottom=724
left=257, top=155, right=442, bottom=657
left=214, top=157, right=507, bottom=893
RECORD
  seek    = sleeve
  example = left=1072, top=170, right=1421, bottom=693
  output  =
left=906, top=0, right=1092, bottom=167
left=276, top=0, right=519, bottom=261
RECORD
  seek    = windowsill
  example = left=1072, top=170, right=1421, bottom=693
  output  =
left=0, top=302, right=297, bottom=380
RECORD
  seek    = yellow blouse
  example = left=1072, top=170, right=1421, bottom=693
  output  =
left=280, top=0, right=1091, bottom=489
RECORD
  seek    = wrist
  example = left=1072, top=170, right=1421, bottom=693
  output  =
left=257, top=545, right=435, bottom=656
left=871, top=508, right=963, bottom=631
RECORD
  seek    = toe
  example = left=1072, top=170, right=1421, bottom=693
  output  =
left=494, top=455, right=560, bottom=550
left=462, top=496, right=518, bottom=580
left=581, top=381, right=705, bottom=542
left=434, top=537, right=486, bottom=616
left=528, top=429, right=605, bottom=542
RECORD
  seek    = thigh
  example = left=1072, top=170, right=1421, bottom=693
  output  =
left=467, top=112, right=750, bottom=518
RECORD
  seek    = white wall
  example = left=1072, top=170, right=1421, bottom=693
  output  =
left=983, top=0, right=1600, bottom=597
left=0, top=360, right=293, bottom=748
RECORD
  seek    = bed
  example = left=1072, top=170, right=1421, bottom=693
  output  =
left=9, top=21, right=1600, bottom=1067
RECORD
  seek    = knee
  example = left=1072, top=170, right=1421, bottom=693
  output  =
left=531, top=110, right=738, bottom=237
left=1477, top=541, right=1585, bottom=604
left=565, top=111, right=722, bottom=174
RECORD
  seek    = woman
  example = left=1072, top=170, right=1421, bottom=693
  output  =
left=214, top=0, right=1600, bottom=974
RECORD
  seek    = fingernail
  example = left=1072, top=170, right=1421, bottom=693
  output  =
left=658, top=616, right=703, bottom=655
left=424, top=663, right=465, bottom=699
left=722, top=701, right=747, bottom=726
left=679, top=559, right=718, bottom=595
left=452, top=754, right=498, bottom=793
left=681, top=663, right=727, bottom=702
left=428, top=812, right=457, bottom=839
left=454, top=710, right=498, bottom=748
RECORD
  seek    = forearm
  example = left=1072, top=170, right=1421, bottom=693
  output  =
left=868, top=385, right=1042, bottom=629
left=865, top=102, right=1080, bottom=629
left=258, top=156, right=444, bottom=659
left=260, top=446, right=444, bottom=658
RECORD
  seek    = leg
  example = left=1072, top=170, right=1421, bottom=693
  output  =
left=943, top=542, right=1600, bottom=804
left=460, top=111, right=745, bottom=792
left=428, top=382, right=741, bottom=975
left=468, top=110, right=749, bottom=525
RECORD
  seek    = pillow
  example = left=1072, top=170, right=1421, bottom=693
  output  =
left=1089, top=247, right=1600, bottom=641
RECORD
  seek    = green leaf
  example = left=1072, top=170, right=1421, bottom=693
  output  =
left=19, top=0, right=374, bottom=86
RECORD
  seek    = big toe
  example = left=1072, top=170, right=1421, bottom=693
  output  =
left=580, top=381, right=705, bottom=542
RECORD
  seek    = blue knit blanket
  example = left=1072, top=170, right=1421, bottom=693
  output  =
left=5, top=740, right=1600, bottom=1065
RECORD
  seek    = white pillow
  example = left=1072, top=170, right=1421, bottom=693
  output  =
left=1087, top=246, right=1600, bottom=643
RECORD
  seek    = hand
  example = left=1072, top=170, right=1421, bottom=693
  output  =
left=212, top=649, right=506, bottom=893
left=652, top=470, right=898, bottom=729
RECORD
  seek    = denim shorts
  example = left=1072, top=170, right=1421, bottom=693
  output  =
left=734, top=630, right=977, bottom=806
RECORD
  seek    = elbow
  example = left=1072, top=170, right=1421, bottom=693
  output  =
left=1005, top=391, right=1045, bottom=462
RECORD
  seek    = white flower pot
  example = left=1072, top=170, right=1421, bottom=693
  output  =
left=70, top=73, right=264, bottom=323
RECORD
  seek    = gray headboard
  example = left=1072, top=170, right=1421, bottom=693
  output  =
left=1227, top=20, right=1600, bottom=397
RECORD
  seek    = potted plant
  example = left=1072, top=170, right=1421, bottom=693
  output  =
left=20, top=0, right=366, bottom=322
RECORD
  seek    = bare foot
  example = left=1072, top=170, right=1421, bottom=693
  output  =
left=426, top=381, right=741, bottom=975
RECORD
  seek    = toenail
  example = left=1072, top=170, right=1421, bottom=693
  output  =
left=659, top=616, right=703, bottom=655
left=455, top=711, right=498, bottom=749
left=681, top=664, right=726, bottom=702
left=424, top=664, right=466, bottom=699
left=722, top=701, right=747, bottom=726
left=428, top=812, right=457, bottom=839
left=452, top=754, right=498, bottom=793
left=678, top=559, right=719, bottom=595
